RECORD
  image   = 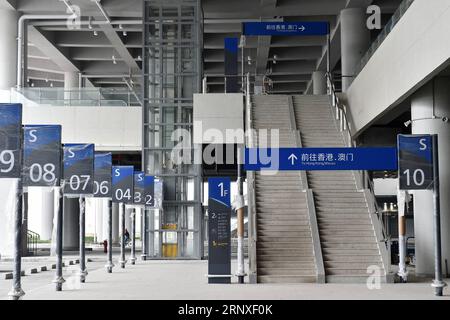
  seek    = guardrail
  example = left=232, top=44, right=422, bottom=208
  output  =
left=326, top=71, right=392, bottom=272
left=27, top=230, right=40, bottom=257
left=13, top=87, right=142, bottom=107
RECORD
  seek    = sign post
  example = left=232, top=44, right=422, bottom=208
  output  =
left=94, top=152, right=113, bottom=273
left=141, top=175, right=155, bottom=260
left=112, top=166, right=134, bottom=268
left=63, top=143, right=94, bottom=283
left=398, top=134, right=447, bottom=296
left=1, top=104, right=24, bottom=300
left=208, top=177, right=232, bottom=284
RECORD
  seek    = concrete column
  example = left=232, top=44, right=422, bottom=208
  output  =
left=312, top=71, right=327, bottom=95
left=64, top=71, right=79, bottom=102
left=94, top=198, right=104, bottom=242
left=340, top=8, right=370, bottom=92
left=112, top=202, right=119, bottom=244
left=101, top=198, right=109, bottom=241
left=0, top=8, right=18, bottom=90
left=411, top=77, right=450, bottom=277
left=39, top=188, right=55, bottom=240
left=63, top=197, right=79, bottom=250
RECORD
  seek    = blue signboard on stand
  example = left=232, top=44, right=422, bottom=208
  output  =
left=208, top=177, right=231, bottom=284
left=112, top=166, right=134, bottom=204
left=242, top=21, right=329, bottom=36
left=133, top=171, right=145, bottom=205
left=0, top=103, right=22, bottom=178
left=63, top=144, right=95, bottom=195
left=144, top=175, right=155, bottom=207
left=398, top=135, right=434, bottom=190
left=245, top=147, right=398, bottom=171
left=94, top=152, right=112, bottom=198
left=23, top=125, right=62, bottom=187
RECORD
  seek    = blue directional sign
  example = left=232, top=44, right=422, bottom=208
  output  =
left=94, top=152, right=112, bottom=198
left=0, top=103, right=22, bottom=178
left=23, top=125, right=62, bottom=187
left=144, top=175, right=155, bottom=207
left=398, top=135, right=434, bottom=190
left=112, top=166, right=134, bottom=204
left=242, top=21, right=329, bottom=36
left=208, top=177, right=231, bottom=284
left=245, top=147, right=398, bottom=171
left=63, top=144, right=95, bottom=195
left=133, top=171, right=145, bottom=205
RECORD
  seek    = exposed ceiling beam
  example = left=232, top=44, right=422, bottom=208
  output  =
left=98, top=23, right=141, bottom=74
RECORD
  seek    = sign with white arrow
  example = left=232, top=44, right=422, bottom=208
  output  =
left=242, top=22, right=329, bottom=36
left=245, top=147, right=398, bottom=171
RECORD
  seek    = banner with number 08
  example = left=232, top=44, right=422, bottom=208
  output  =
left=23, top=125, right=61, bottom=187
left=63, top=144, right=95, bottom=195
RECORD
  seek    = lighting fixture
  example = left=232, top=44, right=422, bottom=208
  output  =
left=112, top=55, right=117, bottom=64
left=123, top=30, right=127, bottom=36
left=93, top=30, right=98, bottom=36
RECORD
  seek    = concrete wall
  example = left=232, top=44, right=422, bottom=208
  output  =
left=22, top=105, right=142, bottom=151
left=346, top=0, right=450, bottom=135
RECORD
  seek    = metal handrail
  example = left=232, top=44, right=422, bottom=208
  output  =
left=27, top=230, right=40, bottom=256
left=326, top=71, right=391, bottom=268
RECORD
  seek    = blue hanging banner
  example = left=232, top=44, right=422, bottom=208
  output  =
left=398, top=134, right=434, bottom=190
left=0, top=103, right=22, bottom=178
left=224, top=37, right=239, bottom=93
left=94, top=152, right=112, bottom=198
left=63, top=144, right=95, bottom=195
left=134, top=171, right=145, bottom=205
left=144, top=175, right=155, bottom=207
left=23, top=125, right=62, bottom=187
left=112, top=166, right=134, bottom=204
left=208, top=177, right=231, bottom=284
left=245, top=147, right=398, bottom=171
left=242, top=21, right=329, bottom=36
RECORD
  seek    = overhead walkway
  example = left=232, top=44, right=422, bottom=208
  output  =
left=248, top=94, right=391, bottom=283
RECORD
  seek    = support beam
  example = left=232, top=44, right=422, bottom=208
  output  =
left=98, top=23, right=141, bottom=74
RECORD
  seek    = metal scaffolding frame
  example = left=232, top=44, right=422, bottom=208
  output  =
left=142, top=0, right=203, bottom=259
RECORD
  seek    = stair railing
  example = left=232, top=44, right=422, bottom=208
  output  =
left=27, top=230, right=40, bottom=256
left=244, top=72, right=258, bottom=283
left=326, top=72, right=392, bottom=273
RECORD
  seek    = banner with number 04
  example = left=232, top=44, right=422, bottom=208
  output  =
left=112, top=166, right=134, bottom=204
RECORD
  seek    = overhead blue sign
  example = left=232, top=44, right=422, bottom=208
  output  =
left=23, top=125, right=62, bottom=187
left=245, top=147, right=398, bottom=171
left=242, top=21, right=329, bottom=36
left=398, top=134, right=434, bottom=190
left=63, top=144, right=95, bottom=194
left=0, top=103, right=22, bottom=178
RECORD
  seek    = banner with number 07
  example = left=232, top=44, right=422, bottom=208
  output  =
left=63, top=144, right=95, bottom=195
